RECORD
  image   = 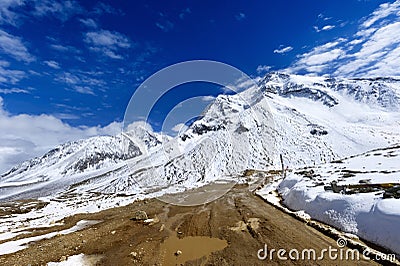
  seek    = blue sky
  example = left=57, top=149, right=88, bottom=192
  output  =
left=1, top=0, right=400, bottom=172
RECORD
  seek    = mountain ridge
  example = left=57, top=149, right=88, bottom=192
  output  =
left=1, top=72, right=399, bottom=200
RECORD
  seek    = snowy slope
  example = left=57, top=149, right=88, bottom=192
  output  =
left=102, top=89, right=276, bottom=195
left=262, top=73, right=400, bottom=166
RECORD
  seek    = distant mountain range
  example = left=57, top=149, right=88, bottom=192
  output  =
left=1, top=72, right=399, bottom=200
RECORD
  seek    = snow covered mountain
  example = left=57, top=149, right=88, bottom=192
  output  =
left=0, top=122, right=164, bottom=200
left=261, top=72, right=400, bottom=110
left=261, top=73, right=400, bottom=167
left=0, top=72, right=399, bottom=200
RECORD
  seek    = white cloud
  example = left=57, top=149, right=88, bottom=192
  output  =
left=314, top=25, right=335, bottom=32
left=322, top=25, right=335, bottom=31
left=256, top=65, right=271, bottom=74
left=305, top=48, right=344, bottom=65
left=44, top=60, right=60, bottom=69
left=335, top=21, right=400, bottom=77
left=101, top=49, right=123, bottom=59
left=221, top=85, right=235, bottom=94
left=201, top=95, right=215, bottom=102
left=92, top=2, right=120, bottom=16
left=57, top=72, right=80, bottom=85
left=235, top=78, right=257, bottom=91
left=286, top=0, right=400, bottom=77
left=52, top=112, right=80, bottom=120
left=0, top=0, right=23, bottom=26
left=179, top=7, right=191, bottom=20
left=33, top=0, right=83, bottom=22
left=155, top=20, right=174, bottom=32
left=286, top=40, right=345, bottom=74
left=358, top=22, right=400, bottom=56
left=366, top=45, right=400, bottom=76
left=74, top=85, right=95, bottom=95
left=171, top=123, right=188, bottom=133
left=84, top=29, right=132, bottom=59
left=317, top=13, right=332, bottom=21
left=274, top=46, right=293, bottom=54
left=85, top=30, right=130, bottom=48
left=0, top=87, right=29, bottom=94
left=361, top=1, right=400, bottom=29
left=49, top=43, right=81, bottom=57
left=50, top=44, right=69, bottom=52
left=0, top=60, right=25, bottom=84
left=79, top=18, right=97, bottom=28
left=0, top=29, right=35, bottom=62
left=56, top=71, right=104, bottom=95
left=235, top=13, right=246, bottom=21
left=0, top=96, right=122, bottom=174
left=349, top=39, right=363, bottom=45
left=0, top=0, right=83, bottom=26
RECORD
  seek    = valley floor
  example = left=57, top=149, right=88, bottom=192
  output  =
left=0, top=184, right=381, bottom=265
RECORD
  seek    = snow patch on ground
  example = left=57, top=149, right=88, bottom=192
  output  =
left=47, top=253, right=103, bottom=266
left=0, top=220, right=100, bottom=255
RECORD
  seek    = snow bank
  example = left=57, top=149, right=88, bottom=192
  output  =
left=276, top=146, right=400, bottom=255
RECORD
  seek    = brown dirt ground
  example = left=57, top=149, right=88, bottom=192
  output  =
left=0, top=184, right=381, bottom=265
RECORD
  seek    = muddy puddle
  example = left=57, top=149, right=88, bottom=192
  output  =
left=160, top=235, right=228, bottom=265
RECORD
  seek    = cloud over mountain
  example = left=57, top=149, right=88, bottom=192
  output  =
left=287, top=1, right=400, bottom=77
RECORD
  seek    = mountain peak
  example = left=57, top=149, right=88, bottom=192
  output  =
left=259, top=72, right=400, bottom=110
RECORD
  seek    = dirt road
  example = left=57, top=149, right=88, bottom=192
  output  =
left=0, top=184, right=378, bottom=265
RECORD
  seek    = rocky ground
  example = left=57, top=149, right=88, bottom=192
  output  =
left=0, top=184, right=381, bottom=265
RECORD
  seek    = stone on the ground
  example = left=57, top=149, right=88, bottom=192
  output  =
left=131, top=210, right=148, bottom=220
